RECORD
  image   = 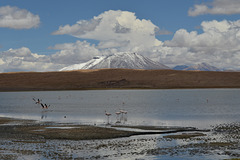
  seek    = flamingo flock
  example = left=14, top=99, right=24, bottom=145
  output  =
left=33, top=97, right=50, bottom=109
left=33, top=97, right=128, bottom=124
left=105, top=109, right=128, bottom=125
left=33, top=97, right=52, bottom=119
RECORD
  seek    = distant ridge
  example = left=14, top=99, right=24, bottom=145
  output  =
left=173, top=65, right=189, bottom=70
left=173, top=63, right=220, bottom=71
left=60, top=52, right=170, bottom=71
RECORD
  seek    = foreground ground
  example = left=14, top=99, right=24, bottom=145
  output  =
left=0, top=69, right=240, bottom=91
left=0, top=117, right=239, bottom=159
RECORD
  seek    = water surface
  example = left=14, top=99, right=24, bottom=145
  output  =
left=0, top=89, right=239, bottom=129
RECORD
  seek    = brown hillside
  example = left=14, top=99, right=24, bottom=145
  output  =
left=0, top=69, right=240, bottom=91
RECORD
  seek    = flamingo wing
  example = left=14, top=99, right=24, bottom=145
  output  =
left=41, top=103, right=45, bottom=108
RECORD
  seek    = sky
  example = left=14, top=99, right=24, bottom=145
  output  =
left=0, top=0, right=240, bottom=72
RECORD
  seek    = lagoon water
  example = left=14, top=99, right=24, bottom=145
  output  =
left=0, top=89, right=239, bottom=129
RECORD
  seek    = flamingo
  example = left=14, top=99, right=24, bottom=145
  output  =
left=115, top=111, right=121, bottom=116
left=115, top=111, right=121, bottom=123
left=40, top=103, right=50, bottom=109
left=33, top=98, right=42, bottom=104
left=119, top=109, right=128, bottom=123
left=40, top=103, right=45, bottom=109
left=105, top=110, right=111, bottom=116
left=44, top=104, right=50, bottom=109
left=105, top=110, right=111, bottom=124
left=37, top=99, right=41, bottom=103
left=120, top=109, right=127, bottom=115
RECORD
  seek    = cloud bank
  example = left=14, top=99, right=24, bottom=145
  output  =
left=0, top=6, right=40, bottom=29
left=53, top=10, right=163, bottom=52
left=189, top=0, right=240, bottom=16
left=0, top=47, right=59, bottom=72
left=161, top=19, right=240, bottom=69
left=50, top=40, right=100, bottom=65
left=1, top=10, right=240, bottom=72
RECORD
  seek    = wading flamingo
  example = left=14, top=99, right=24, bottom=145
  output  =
left=119, top=109, right=128, bottom=124
left=120, top=109, right=127, bottom=115
left=115, top=111, right=121, bottom=123
left=105, top=110, right=112, bottom=124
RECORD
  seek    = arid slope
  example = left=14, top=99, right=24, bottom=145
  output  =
left=0, top=69, right=240, bottom=91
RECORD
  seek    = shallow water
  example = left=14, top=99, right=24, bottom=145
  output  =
left=0, top=89, right=240, bottom=129
left=0, top=89, right=240, bottom=128
left=1, top=89, right=240, bottom=159
left=0, top=131, right=237, bottom=160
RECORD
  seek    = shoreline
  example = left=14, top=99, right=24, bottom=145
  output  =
left=0, top=117, right=210, bottom=140
left=0, top=86, right=240, bottom=92
left=0, top=117, right=239, bottom=159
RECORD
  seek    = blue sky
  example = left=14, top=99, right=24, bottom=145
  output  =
left=0, top=0, right=240, bottom=72
left=0, top=0, right=196, bottom=52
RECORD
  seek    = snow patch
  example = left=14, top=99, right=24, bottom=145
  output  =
left=60, top=52, right=169, bottom=71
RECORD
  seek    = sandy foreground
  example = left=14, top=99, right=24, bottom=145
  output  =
left=0, top=69, right=240, bottom=91
left=0, top=117, right=239, bottom=159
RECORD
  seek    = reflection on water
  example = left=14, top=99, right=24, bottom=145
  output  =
left=0, top=89, right=240, bottom=160
left=0, top=89, right=240, bottom=128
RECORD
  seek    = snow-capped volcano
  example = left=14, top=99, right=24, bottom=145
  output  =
left=60, top=52, right=169, bottom=71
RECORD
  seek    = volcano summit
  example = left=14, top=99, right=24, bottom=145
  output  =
left=60, top=52, right=169, bottom=71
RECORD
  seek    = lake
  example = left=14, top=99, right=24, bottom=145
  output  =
left=0, top=89, right=239, bottom=129
left=0, top=89, right=240, bottom=160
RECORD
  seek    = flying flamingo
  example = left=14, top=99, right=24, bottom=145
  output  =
left=40, top=103, right=50, bottom=109
left=105, top=110, right=112, bottom=124
left=33, top=98, right=42, bottom=104
left=44, top=104, right=50, bottom=109
left=40, top=103, right=45, bottom=109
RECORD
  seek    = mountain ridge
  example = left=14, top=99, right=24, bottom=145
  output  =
left=60, top=52, right=169, bottom=71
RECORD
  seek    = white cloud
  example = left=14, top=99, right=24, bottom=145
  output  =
left=44, top=18, right=240, bottom=71
left=53, top=10, right=163, bottom=52
left=50, top=40, right=100, bottom=64
left=160, top=19, right=240, bottom=69
left=0, top=6, right=40, bottom=29
left=165, top=20, right=240, bottom=51
left=2, top=47, right=32, bottom=57
left=189, top=0, right=240, bottom=16
left=0, top=41, right=102, bottom=72
left=2, top=10, right=240, bottom=72
left=0, top=47, right=60, bottom=72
